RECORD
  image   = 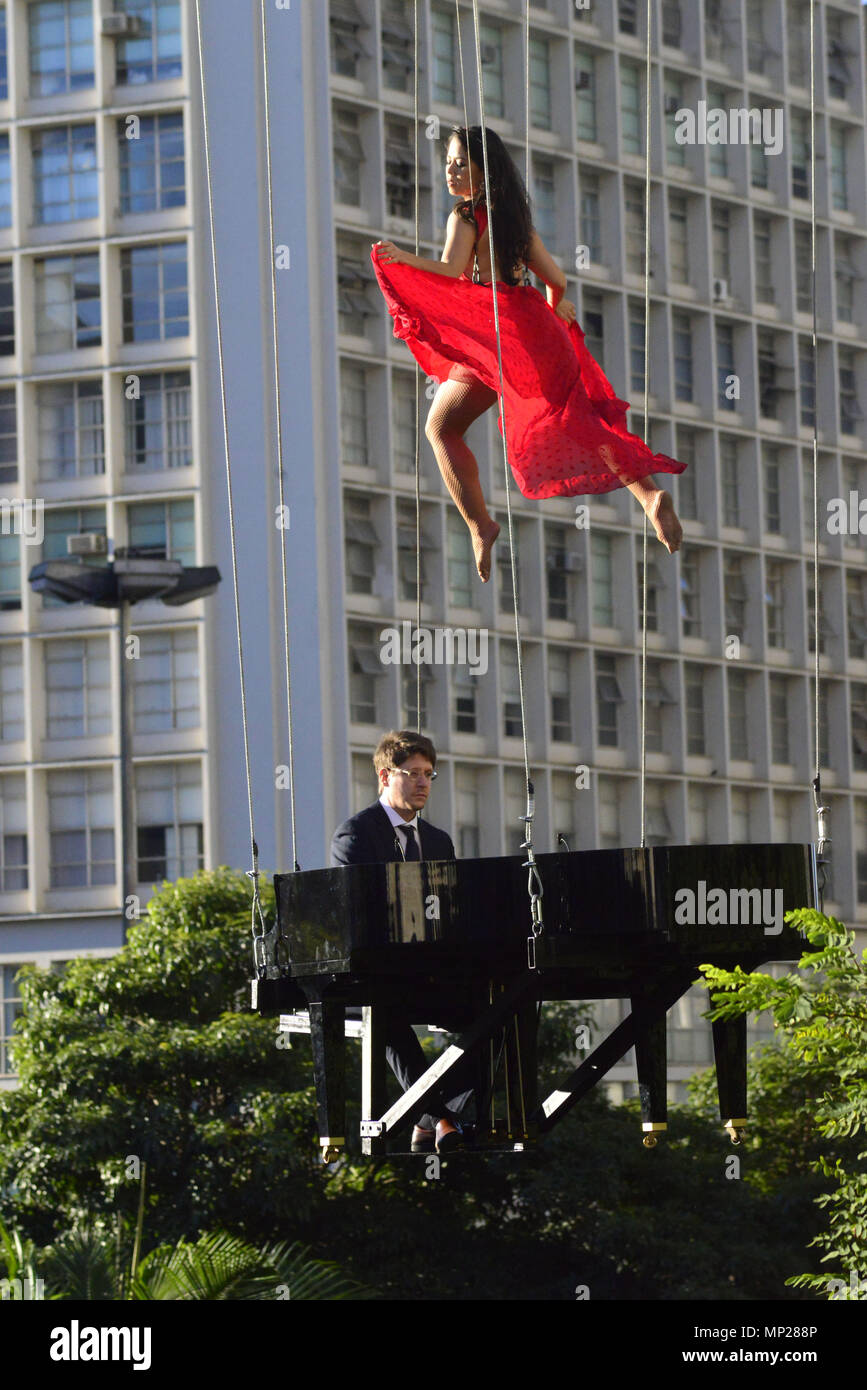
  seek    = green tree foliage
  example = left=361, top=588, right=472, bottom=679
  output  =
left=0, top=869, right=322, bottom=1248
left=697, top=908, right=867, bottom=1299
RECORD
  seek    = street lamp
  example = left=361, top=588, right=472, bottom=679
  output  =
left=29, top=547, right=221, bottom=931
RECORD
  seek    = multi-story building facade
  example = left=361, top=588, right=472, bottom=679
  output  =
left=1, top=0, right=866, bottom=1102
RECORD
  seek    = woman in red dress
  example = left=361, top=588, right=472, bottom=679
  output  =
left=372, top=126, right=685, bottom=581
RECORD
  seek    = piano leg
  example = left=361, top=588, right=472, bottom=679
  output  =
left=503, top=1001, right=538, bottom=1142
left=361, top=1005, right=388, bottom=1157
left=632, top=999, right=668, bottom=1147
left=712, top=1013, right=748, bottom=1145
left=307, top=999, right=346, bottom=1162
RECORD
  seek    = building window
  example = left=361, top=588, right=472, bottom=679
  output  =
left=452, top=667, right=476, bottom=734
left=339, top=360, right=369, bottom=468
left=333, top=106, right=364, bottom=207
left=684, top=663, right=706, bottom=756
left=838, top=347, right=861, bottom=435
left=32, top=123, right=98, bottom=224
left=799, top=339, right=815, bottom=428
left=825, top=12, right=850, bottom=101
left=447, top=512, right=473, bottom=608
left=45, top=637, right=111, bottom=739
left=48, top=767, right=115, bottom=887
left=674, top=427, right=697, bottom=520
left=0, top=386, right=15, bottom=483
left=629, top=301, right=645, bottom=394
left=390, top=370, right=417, bottom=475
left=618, top=0, right=637, bottom=35
left=579, top=168, right=600, bottom=264
left=672, top=312, right=693, bottom=403
left=348, top=622, right=382, bottom=724
left=532, top=157, right=556, bottom=251
left=856, top=801, right=867, bottom=902
left=385, top=119, right=421, bottom=220
left=723, top=551, right=747, bottom=639
left=679, top=545, right=701, bottom=637
left=114, top=0, right=183, bottom=85
left=847, top=572, right=867, bottom=662
left=337, top=239, right=378, bottom=337
left=787, top=2, right=809, bottom=86
left=851, top=684, right=867, bottom=772
left=763, top=448, right=781, bottom=534
left=35, top=253, right=101, bottom=353
left=753, top=214, right=774, bottom=302
left=806, top=576, right=832, bottom=658
left=135, top=761, right=203, bottom=884
left=0, top=6, right=7, bottom=101
left=720, top=436, right=740, bottom=526
left=529, top=36, right=551, bottom=131
left=757, top=329, right=781, bottom=420
left=716, top=322, right=736, bottom=411
left=0, top=132, right=10, bottom=228
left=42, top=506, right=106, bottom=573
left=705, top=0, right=723, bottom=61
left=706, top=86, right=728, bottom=177
left=835, top=236, right=858, bottom=325
left=624, top=181, right=645, bottom=276
left=1, top=963, right=29, bottom=1076
left=396, top=499, right=431, bottom=603
left=549, top=647, right=573, bottom=743
left=121, top=241, right=188, bottom=342
left=644, top=781, right=673, bottom=846
left=668, top=191, right=688, bottom=281
left=0, top=642, right=23, bottom=740
left=769, top=675, right=790, bottom=764
left=455, top=764, right=481, bottom=858
left=545, top=523, right=578, bottom=622
left=496, top=519, right=521, bottom=615
left=501, top=642, right=522, bottom=738
left=790, top=108, right=810, bottom=199
left=344, top=492, right=377, bottom=595
left=711, top=202, right=731, bottom=282
left=662, top=1, right=681, bottom=48
left=620, top=60, right=642, bottom=155
left=479, top=21, right=505, bottom=119
left=401, top=664, right=430, bottom=730
left=330, top=0, right=368, bottom=81
left=664, top=75, right=685, bottom=167
left=750, top=134, right=768, bottom=190
left=727, top=667, right=749, bottom=760
left=552, top=771, right=577, bottom=851
left=575, top=46, right=597, bottom=143
left=581, top=288, right=604, bottom=367
left=29, top=0, right=94, bottom=96
left=0, top=533, right=19, bottom=609
left=764, top=559, right=785, bottom=648
left=645, top=660, right=675, bottom=753
left=0, top=262, right=13, bottom=356
left=597, top=775, right=621, bottom=849
left=793, top=223, right=812, bottom=314
left=829, top=123, right=848, bottom=211
left=431, top=7, right=456, bottom=103
left=118, top=110, right=184, bottom=213
left=591, top=531, right=614, bottom=626
left=124, top=370, right=191, bottom=472
left=132, top=627, right=199, bottom=732
left=636, top=555, right=662, bottom=633
left=127, top=498, right=195, bottom=566
left=381, top=0, right=414, bottom=93
left=37, top=379, right=103, bottom=480
left=596, top=653, right=623, bottom=747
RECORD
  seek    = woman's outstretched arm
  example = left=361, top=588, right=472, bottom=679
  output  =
left=374, top=208, right=476, bottom=277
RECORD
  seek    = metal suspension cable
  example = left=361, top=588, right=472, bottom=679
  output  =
left=523, top=0, right=530, bottom=190
left=469, top=0, right=543, bottom=964
left=193, top=2, right=267, bottom=956
left=638, top=0, right=652, bottom=849
left=808, top=0, right=829, bottom=905
left=413, top=0, right=422, bottom=732
left=260, top=0, right=298, bottom=871
left=454, top=0, right=476, bottom=206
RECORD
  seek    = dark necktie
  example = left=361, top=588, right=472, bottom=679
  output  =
left=398, top=824, right=420, bottom=861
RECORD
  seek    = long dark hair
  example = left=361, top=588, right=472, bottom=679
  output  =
left=448, top=125, right=533, bottom=287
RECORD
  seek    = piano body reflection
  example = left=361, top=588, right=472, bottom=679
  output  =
left=252, top=843, right=816, bottom=1159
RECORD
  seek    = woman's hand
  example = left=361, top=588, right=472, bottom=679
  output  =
left=555, top=299, right=577, bottom=324
left=374, top=240, right=410, bottom=266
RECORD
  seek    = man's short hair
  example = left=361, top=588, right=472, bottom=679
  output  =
left=373, top=730, right=437, bottom=777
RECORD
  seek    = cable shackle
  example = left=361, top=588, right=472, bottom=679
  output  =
left=519, top=778, right=544, bottom=970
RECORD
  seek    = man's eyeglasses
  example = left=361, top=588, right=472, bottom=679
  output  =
left=391, top=767, right=437, bottom=783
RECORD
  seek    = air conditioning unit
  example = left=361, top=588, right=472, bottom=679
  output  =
left=576, top=71, right=591, bottom=90
left=712, top=277, right=730, bottom=302
left=102, top=14, right=143, bottom=38
left=563, top=553, right=583, bottom=573
left=67, top=532, right=108, bottom=557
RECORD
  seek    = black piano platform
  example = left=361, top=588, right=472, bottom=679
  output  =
left=252, top=843, right=816, bottom=1159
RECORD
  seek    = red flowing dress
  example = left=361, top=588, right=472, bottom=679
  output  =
left=371, top=205, right=687, bottom=500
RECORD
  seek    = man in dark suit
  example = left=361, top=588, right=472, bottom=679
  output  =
left=330, top=729, right=472, bottom=1153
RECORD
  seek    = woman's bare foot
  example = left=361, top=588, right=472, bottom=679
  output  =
left=470, top=520, right=500, bottom=582
left=645, top=489, right=683, bottom=554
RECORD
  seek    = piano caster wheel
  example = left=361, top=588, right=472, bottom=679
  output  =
left=322, top=1146, right=341, bottom=1164
left=642, top=1134, right=658, bottom=1149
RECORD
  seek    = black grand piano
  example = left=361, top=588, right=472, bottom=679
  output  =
left=252, top=843, right=817, bottom=1160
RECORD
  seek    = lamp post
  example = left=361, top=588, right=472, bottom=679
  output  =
left=28, top=551, right=221, bottom=936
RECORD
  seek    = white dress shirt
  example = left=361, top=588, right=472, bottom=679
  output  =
left=379, top=794, right=422, bottom=859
